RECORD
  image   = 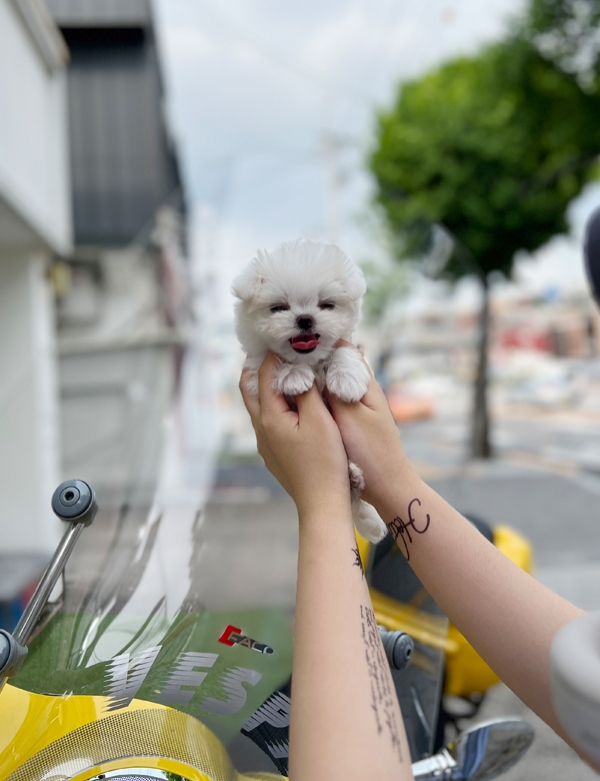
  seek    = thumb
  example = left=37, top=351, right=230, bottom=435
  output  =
left=323, top=387, right=357, bottom=421
left=295, top=382, right=326, bottom=419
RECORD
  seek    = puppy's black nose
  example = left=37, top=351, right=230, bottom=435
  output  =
left=297, top=315, right=314, bottom=331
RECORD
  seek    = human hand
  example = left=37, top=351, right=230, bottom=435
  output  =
left=325, top=342, right=415, bottom=514
left=240, top=352, right=351, bottom=518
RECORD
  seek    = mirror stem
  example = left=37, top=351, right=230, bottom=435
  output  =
left=412, top=748, right=458, bottom=779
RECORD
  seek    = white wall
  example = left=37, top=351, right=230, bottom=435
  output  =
left=0, top=1, right=70, bottom=555
left=0, top=252, right=61, bottom=553
left=0, top=0, right=71, bottom=253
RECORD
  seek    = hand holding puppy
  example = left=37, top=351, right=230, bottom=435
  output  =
left=239, top=352, right=352, bottom=519
left=233, top=238, right=387, bottom=541
left=326, top=342, right=414, bottom=515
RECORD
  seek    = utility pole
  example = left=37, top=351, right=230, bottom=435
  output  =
left=321, top=131, right=356, bottom=245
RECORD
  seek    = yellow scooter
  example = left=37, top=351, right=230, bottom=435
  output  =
left=0, top=480, right=533, bottom=781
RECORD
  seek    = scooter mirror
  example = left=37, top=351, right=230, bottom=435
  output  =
left=411, top=717, right=534, bottom=780
left=584, top=207, right=600, bottom=306
left=449, top=718, right=534, bottom=780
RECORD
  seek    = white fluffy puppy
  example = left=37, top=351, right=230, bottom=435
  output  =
left=233, top=238, right=387, bottom=543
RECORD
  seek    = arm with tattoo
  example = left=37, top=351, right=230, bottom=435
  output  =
left=240, top=352, right=413, bottom=781
left=352, top=544, right=365, bottom=577
left=388, top=498, right=431, bottom=561
left=327, top=342, right=583, bottom=745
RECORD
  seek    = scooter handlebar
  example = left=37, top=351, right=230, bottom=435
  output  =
left=380, top=629, right=414, bottom=671
left=51, top=479, right=97, bottom=526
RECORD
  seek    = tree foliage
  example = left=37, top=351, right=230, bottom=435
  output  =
left=369, top=30, right=600, bottom=458
left=527, top=0, right=600, bottom=91
left=370, top=36, right=600, bottom=281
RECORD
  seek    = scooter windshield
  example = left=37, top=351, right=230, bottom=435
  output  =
left=1, top=341, right=294, bottom=780
left=1, top=333, right=448, bottom=780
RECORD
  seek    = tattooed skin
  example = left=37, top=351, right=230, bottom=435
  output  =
left=360, top=604, right=403, bottom=763
left=352, top=545, right=364, bottom=578
left=388, top=497, right=431, bottom=561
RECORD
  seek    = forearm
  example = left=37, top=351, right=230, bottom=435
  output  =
left=289, top=493, right=413, bottom=781
left=373, top=467, right=583, bottom=734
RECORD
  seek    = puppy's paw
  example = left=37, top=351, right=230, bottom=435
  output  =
left=274, top=363, right=315, bottom=396
left=348, top=461, right=365, bottom=501
left=353, top=500, right=388, bottom=543
left=326, top=347, right=370, bottom=402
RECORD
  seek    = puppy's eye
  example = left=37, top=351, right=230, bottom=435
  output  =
left=319, top=301, right=336, bottom=310
left=270, top=304, right=290, bottom=313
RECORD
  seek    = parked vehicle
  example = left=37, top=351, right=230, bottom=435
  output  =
left=0, top=478, right=534, bottom=780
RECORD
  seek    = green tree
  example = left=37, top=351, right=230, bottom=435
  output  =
left=527, top=0, right=600, bottom=91
left=370, top=35, right=600, bottom=457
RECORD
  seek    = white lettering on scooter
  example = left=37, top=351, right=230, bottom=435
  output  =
left=104, top=646, right=162, bottom=711
left=200, top=666, right=263, bottom=715
left=155, top=651, right=218, bottom=705
left=102, top=648, right=264, bottom=713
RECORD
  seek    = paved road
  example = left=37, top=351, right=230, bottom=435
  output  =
left=430, top=466, right=600, bottom=607
left=402, top=412, right=600, bottom=611
left=465, top=684, right=598, bottom=780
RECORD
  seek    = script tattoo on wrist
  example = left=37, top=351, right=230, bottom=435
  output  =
left=352, top=545, right=364, bottom=578
left=360, top=604, right=403, bottom=763
left=388, top=497, right=431, bottom=561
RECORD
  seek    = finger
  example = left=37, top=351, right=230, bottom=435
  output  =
left=239, top=371, right=260, bottom=419
left=334, top=338, right=356, bottom=350
left=295, top=382, right=327, bottom=418
left=258, top=351, right=281, bottom=383
left=333, top=339, right=374, bottom=376
left=325, top=388, right=358, bottom=421
left=328, top=341, right=378, bottom=409
left=359, top=373, right=387, bottom=409
left=258, top=352, right=295, bottom=418
left=325, top=371, right=386, bottom=415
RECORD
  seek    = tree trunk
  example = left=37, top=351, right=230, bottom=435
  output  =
left=470, top=276, right=492, bottom=459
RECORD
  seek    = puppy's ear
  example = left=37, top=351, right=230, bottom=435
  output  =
left=232, top=265, right=264, bottom=302
left=344, top=263, right=367, bottom=301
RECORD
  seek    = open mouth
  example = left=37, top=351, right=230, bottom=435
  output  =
left=290, top=333, right=320, bottom=354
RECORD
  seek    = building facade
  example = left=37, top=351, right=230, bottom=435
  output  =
left=0, top=0, right=71, bottom=555
left=46, top=0, right=188, bottom=505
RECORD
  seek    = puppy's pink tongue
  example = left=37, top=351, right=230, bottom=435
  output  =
left=291, top=334, right=319, bottom=350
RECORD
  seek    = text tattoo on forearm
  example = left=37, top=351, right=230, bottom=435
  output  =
left=360, top=604, right=403, bottom=763
left=388, top=498, right=431, bottom=561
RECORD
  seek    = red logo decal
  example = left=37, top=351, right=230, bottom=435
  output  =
left=218, top=624, right=242, bottom=646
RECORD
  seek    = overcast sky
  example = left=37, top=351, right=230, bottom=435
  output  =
left=153, top=0, right=596, bottom=310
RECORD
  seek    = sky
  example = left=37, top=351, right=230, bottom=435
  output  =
left=152, top=0, right=598, bottom=316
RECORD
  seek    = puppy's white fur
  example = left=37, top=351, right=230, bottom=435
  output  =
left=233, top=238, right=387, bottom=543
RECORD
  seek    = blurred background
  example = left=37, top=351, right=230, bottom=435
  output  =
left=2, top=0, right=600, bottom=776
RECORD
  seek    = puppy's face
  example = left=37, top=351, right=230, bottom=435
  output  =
left=233, top=239, right=366, bottom=364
